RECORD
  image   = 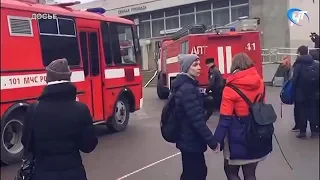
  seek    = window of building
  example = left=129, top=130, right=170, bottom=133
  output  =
left=139, top=14, right=150, bottom=21
left=152, top=19, right=164, bottom=37
left=180, top=14, right=195, bottom=28
left=212, top=0, right=229, bottom=8
left=180, top=4, right=194, bottom=14
left=231, top=0, right=249, bottom=6
left=165, top=7, right=179, bottom=17
left=196, top=1, right=211, bottom=11
left=139, top=21, right=151, bottom=39
left=151, top=10, right=164, bottom=19
left=101, top=22, right=113, bottom=65
left=196, top=11, right=212, bottom=26
left=231, top=5, right=249, bottom=21
left=166, top=17, right=179, bottom=30
left=38, top=17, right=80, bottom=66
left=213, top=9, right=230, bottom=26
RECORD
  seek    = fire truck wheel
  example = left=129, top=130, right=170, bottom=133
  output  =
left=108, top=97, right=130, bottom=132
left=1, top=109, right=25, bottom=165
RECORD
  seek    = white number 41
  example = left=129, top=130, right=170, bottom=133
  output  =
left=245, top=43, right=256, bottom=51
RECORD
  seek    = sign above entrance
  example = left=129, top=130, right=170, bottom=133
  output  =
left=118, top=5, right=147, bottom=15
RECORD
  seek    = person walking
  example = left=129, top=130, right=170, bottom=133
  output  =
left=291, top=45, right=319, bottom=138
left=212, top=53, right=271, bottom=180
left=281, top=56, right=299, bottom=131
left=21, top=58, right=98, bottom=180
left=171, top=54, right=217, bottom=180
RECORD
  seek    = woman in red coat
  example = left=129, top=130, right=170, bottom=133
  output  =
left=213, top=53, right=271, bottom=180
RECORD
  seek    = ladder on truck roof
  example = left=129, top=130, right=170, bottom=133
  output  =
left=171, top=16, right=259, bottom=40
left=171, top=24, right=206, bottom=40
left=206, top=16, right=259, bottom=34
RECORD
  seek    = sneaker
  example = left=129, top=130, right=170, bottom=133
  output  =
left=291, top=126, right=299, bottom=132
left=296, top=132, right=307, bottom=138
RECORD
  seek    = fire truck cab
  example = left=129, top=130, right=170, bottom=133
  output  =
left=157, top=18, right=262, bottom=99
left=1, top=0, right=143, bottom=164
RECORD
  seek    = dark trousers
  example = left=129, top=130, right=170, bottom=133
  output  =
left=293, top=103, right=298, bottom=128
left=295, top=101, right=318, bottom=133
left=180, top=152, right=207, bottom=180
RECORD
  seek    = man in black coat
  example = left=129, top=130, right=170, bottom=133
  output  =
left=21, top=58, right=98, bottom=180
left=204, top=58, right=225, bottom=120
left=292, top=46, right=319, bottom=138
left=172, top=54, right=217, bottom=180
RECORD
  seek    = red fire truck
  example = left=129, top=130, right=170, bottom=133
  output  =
left=156, top=19, right=263, bottom=99
left=1, top=0, right=143, bottom=164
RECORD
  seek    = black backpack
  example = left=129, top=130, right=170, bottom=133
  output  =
left=300, top=61, right=319, bottom=85
left=160, top=90, right=180, bottom=143
left=226, top=84, right=277, bottom=148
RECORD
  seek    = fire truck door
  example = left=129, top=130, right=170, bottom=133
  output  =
left=79, top=29, right=104, bottom=121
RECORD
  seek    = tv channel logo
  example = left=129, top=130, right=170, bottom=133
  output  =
left=287, top=8, right=310, bottom=26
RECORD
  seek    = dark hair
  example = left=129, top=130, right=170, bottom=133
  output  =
left=297, top=45, right=309, bottom=55
left=205, top=58, right=214, bottom=64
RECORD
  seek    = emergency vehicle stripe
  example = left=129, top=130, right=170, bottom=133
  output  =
left=226, top=46, right=232, bottom=73
left=104, top=68, right=140, bottom=79
left=217, top=47, right=225, bottom=74
left=0, top=71, right=85, bottom=90
left=104, top=69, right=125, bottom=79
left=133, top=68, right=140, bottom=76
left=166, top=57, right=178, bottom=64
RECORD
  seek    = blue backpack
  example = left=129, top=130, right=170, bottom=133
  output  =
left=280, top=79, right=294, bottom=105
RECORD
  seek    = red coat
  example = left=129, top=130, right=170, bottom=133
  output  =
left=213, top=67, right=271, bottom=160
left=220, top=67, right=264, bottom=116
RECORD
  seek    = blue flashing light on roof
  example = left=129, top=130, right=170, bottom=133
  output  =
left=230, top=27, right=236, bottom=31
left=86, top=7, right=106, bottom=14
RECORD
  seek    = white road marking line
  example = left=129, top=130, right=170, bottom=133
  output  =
left=116, top=152, right=181, bottom=180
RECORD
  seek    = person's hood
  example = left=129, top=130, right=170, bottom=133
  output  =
left=294, top=54, right=314, bottom=66
left=226, top=67, right=262, bottom=91
left=38, top=81, right=77, bottom=101
left=309, top=49, right=319, bottom=61
left=171, top=73, right=198, bottom=90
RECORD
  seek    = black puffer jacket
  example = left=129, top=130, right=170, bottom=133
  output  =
left=21, top=82, right=98, bottom=180
left=172, top=74, right=217, bottom=153
left=292, top=55, right=318, bottom=102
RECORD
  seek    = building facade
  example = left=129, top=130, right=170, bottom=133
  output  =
left=72, top=0, right=319, bottom=70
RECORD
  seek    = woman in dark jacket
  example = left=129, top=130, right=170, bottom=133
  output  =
left=171, top=54, right=217, bottom=180
left=21, top=58, right=98, bottom=180
left=213, top=53, right=271, bottom=180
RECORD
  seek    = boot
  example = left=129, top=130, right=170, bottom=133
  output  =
left=296, top=132, right=307, bottom=138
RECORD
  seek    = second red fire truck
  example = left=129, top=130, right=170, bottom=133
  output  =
left=156, top=18, right=263, bottom=99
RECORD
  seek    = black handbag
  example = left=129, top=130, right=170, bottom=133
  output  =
left=15, top=102, right=39, bottom=180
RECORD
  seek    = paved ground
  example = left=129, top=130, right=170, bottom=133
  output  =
left=1, top=86, right=319, bottom=180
